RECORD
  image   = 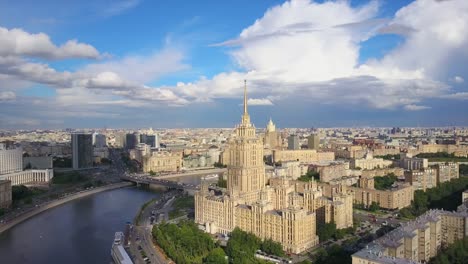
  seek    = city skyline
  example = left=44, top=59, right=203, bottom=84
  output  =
left=1, top=0, right=468, bottom=129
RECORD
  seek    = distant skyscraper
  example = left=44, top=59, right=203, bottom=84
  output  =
left=72, top=133, right=93, bottom=169
left=307, top=134, right=320, bottom=150
left=125, top=133, right=138, bottom=150
left=94, top=134, right=107, bottom=148
left=288, top=134, right=300, bottom=150
left=140, top=134, right=159, bottom=148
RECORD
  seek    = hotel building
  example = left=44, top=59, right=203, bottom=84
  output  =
left=195, top=82, right=353, bottom=253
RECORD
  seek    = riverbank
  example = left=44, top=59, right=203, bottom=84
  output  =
left=0, top=181, right=133, bottom=234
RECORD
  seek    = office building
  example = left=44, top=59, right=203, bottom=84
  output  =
left=288, top=134, right=300, bottom=150
left=125, top=133, right=138, bottom=150
left=140, top=134, right=159, bottom=148
left=93, top=133, right=107, bottom=148
left=72, top=133, right=93, bottom=169
left=307, top=134, right=320, bottom=150
left=0, top=143, right=23, bottom=175
left=0, top=143, right=53, bottom=185
left=350, top=152, right=393, bottom=170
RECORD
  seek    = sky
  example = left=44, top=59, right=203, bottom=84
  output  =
left=0, top=0, right=467, bottom=129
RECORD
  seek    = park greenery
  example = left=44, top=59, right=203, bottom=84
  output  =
left=430, top=236, right=468, bottom=264
left=374, top=173, right=397, bottom=190
left=169, top=195, right=194, bottom=220
left=460, top=164, right=468, bottom=176
left=226, top=227, right=285, bottom=264
left=354, top=202, right=380, bottom=212
left=375, top=154, right=401, bottom=160
left=316, top=222, right=355, bottom=242
left=152, top=221, right=220, bottom=264
left=297, top=171, right=320, bottom=182
left=12, top=185, right=46, bottom=204
left=416, top=152, right=468, bottom=162
left=121, top=152, right=139, bottom=172
left=312, top=244, right=352, bottom=264
left=400, top=177, right=468, bottom=218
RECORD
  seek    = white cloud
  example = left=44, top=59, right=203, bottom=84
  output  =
left=0, top=91, right=15, bottom=101
left=452, top=76, right=464, bottom=83
left=404, top=104, right=431, bottom=111
left=83, top=48, right=189, bottom=83
left=248, top=98, right=273, bottom=106
left=174, top=0, right=467, bottom=110
left=0, top=27, right=101, bottom=59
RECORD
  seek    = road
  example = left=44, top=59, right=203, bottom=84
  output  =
left=128, top=192, right=180, bottom=264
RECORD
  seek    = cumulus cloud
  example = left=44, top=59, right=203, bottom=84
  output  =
left=174, top=0, right=468, bottom=111
left=248, top=98, right=273, bottom=106
left=0, top=27, right=101, bottom=59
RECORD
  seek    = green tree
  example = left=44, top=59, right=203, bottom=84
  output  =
left=204, top=247, right=227, bottom=264
left=261, top=238, right=285, bottom=257
left=369, top=202, right=380, bottom=212
left=317, top=223, right=337, bottom=242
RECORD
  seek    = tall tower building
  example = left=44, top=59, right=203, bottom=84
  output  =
left=263, top=118, right=282, bottom=149
left=226, top=80, right=266, bottom=196
left=72, top=133, right=93, bottom=169
left=288, top=134, right=300, bottom=150
left=308, top=133, right=320, bottom=150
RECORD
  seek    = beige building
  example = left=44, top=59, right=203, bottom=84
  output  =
left=399, top=153, right=428, bottom=170
left=310, top=162, right=349, bottom=182
left=272, top=149, right=335, bottom=164
left=418, top=144, right=468, bottom=157
left=352, top=205, right=468, bottom=264
left=142, top=152, right=182, bottom=173
left=361, top=168, right=404, bottom=178
left=434, top=162, right=459, bottom=183
left=334, top=145, right=367, bottom=159
left=349, top=178, right=414, bottom=210
left=404, top=168, right=437, bottom=191
left=0, top=180, right=12, bottom=209
left=351, top=153, right=393, bottom=170
left=463, top=190, right=468, bottom=203
left=263, top=118, right=282, bottom=149
left=307, top=134, right=320, bottom=150
left=195, top=82, right=352, bottom=254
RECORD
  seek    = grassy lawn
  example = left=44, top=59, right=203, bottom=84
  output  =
left=169, top=195, right=194, bottom=220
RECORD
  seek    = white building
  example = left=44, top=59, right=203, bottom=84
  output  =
left=0, top=143, right=53, bottom=186
left=0, top=143, right=23, bottom=175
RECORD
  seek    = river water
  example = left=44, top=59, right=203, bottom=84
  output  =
left=0, top=187, right=160, bottom=264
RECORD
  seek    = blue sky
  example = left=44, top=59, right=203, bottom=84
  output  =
left=0, top=0, right=467, bottom=129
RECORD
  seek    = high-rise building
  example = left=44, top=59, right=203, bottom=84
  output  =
left=125, top=133, right=138, bottom=150
left=287, top=134, right=300, bottom=150
left=263, top=118, right=282, bottom=149
left=93, top=133, right=107, bottom=148
left=72, top=133, right=93, bottom=169
left=307, top=134, right=320, bottom=150
left=140, top=134, right=159, bottom=148
left=195, top=81, right=353, bottom=254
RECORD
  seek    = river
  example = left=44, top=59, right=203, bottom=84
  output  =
left=0, top=187, right=160, bottom=264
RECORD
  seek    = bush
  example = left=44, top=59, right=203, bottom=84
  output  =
left=298, top=171, right=320, bottom=182
left=374, top=174, right=397, bottom=190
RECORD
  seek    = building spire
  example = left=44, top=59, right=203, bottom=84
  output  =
left=243, top=79, right=248, bottom=115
